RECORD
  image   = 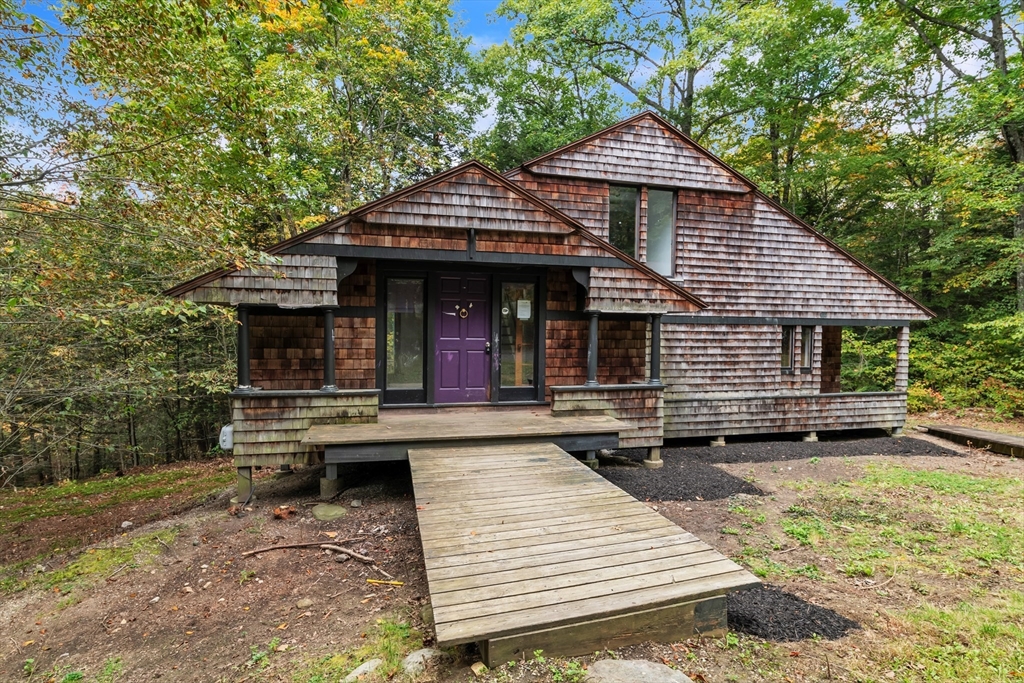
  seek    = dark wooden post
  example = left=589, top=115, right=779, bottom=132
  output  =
left=322, top=308, right=337, bottom=391
left=585, top=312, right=599, bottom=386
left=236, top=307, right=251, bottom=391
left=650, top=313, right=662, bottom=385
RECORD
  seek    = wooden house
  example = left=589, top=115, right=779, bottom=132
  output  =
left=167, top=111, right=931, bottom=492
left=164, top=112, right=930, bottom=661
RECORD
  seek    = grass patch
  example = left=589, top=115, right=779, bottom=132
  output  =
left=861, top=591, right=1024, bottom=681
left=40, top=529, right=178, bottom=599
left=0, top=463, right=234, bottom=532
left=290, top=616, right=422, bottom=682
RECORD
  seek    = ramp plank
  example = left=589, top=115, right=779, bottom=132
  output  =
left=408, top=442, right=759, bottom=663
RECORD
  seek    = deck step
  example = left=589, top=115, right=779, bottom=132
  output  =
left=408, top=442, right=759, bottom=666
left=923, top=424, right=1023, bottom=458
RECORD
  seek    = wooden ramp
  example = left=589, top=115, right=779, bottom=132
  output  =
left=409, top=442, right=759, bottom=666
left=304, top=410, right=625, bottom=463
left=922, top=424, right=1023, bottom=458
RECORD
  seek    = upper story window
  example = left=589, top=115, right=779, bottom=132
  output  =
left=647, top=189, right=675, bottom=276
left=609, top=186, right=638, bottom=258
left=608, top=185, right=675, bottom=276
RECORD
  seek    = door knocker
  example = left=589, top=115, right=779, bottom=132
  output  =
left=459, top=307, right=469, bottom=319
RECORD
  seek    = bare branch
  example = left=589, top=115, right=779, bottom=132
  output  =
left=891, top=0, right=997, bottom=46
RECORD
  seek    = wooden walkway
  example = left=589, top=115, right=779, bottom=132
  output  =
left=923, top=424, right=1023, bottom=458
left=304, top=410, right=625, bottom=463
left=408, top=442, right=759, bottom=665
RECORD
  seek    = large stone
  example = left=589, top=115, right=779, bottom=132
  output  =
left=401, top=647, right=445, bottom=675
left=343, top=658, right=382, bottom=682
left=311, top=503, right=348, bottom=522
left=586, top=659, right=693, bottom=683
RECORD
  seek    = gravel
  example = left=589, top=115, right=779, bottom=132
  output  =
left=598, top=436, right=960, bottom=501
left=728, top=585, right=861, bottom=641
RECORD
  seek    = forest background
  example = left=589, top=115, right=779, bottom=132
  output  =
left=1, top=0, right=1021, bottom=485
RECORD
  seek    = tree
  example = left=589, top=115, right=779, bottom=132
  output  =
left=854, top=0, right=1024, bottom=311
left=493, top=0, right=735, bottom=137
left=471, top=42, right=623, bottom=170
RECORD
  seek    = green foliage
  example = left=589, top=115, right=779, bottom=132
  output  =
left=841, top=328, right=896, bottom=392
left=289, top=616, right=421, bottom=681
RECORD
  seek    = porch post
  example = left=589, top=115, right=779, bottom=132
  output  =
left=236, top=307, right=251, bottom=391
left=895, top=326, right=909, bottom=392
left=893, top=325, right=910, bottom=437
left=322, top=308, right=337, bottom=391
left=585, top=311, right=599, bottom=386
left=649, top=313, right=662, bottom=386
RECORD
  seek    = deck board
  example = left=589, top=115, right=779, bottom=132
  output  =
left=923, top=424, right=1023, bottom=458
left=303, top=411, right=625, bottom=445
left=408, top=442, right=759, bottom=658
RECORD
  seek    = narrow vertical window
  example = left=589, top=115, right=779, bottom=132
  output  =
left=500, top=282, right=536, bottom=388
left=800, top=326, right=814, bottom=370
left=646, top=189, right=675, bottom=276
left=608, top=186, right=638, bottom=257
left=781, top=326, right=795, bottom=371
left=386, top=278, right=424, bottom=391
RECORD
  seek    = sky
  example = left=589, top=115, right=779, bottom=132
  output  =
left=452, top=0, right=514, bottom=52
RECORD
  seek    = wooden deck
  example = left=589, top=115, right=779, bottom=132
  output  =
left=408, top=442, right=759, bottom=665
left=923, top=424, right=1023, bottom=458
left=303, top=409, right=626, bottom=463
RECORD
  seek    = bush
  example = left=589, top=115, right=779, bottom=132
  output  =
left=907, top=384, right=945, bottom=413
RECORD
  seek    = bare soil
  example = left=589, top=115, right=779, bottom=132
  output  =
left=1, top=430, right=1020, bottom=683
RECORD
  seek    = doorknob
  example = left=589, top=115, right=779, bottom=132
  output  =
left=485, top=342, right=492, bottom=354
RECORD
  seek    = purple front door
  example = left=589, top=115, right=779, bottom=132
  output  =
left=435, top=274, right=491, bottom=403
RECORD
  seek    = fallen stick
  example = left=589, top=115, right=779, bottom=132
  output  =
left=320, top=544, right=374, bottom=564
left=367, top=579, right=404, bottom=587
left=241, top=538, right=361, bottom=558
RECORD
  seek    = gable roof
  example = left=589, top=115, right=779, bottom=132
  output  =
left=521, top=112, right=751, bottom=194
left=514, top=112, right=935, bottom=319
left=165, top=160, right=707, bottom=311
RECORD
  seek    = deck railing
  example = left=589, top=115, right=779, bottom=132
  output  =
left=550, top=384, right=665, bottom=448
left=231, top=389, right=380, bottom=467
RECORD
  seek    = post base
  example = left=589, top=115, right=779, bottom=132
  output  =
left=641, top=459, right=664, bottom=469
left=581, top=459, right=600, bottom=470
left=710, top=437, right=726, bottom=447
left=802, top=431, right=818, bottom=443
left=892, top=426, right=904, bottom=437
left=320, top=477, right=342, bottom=499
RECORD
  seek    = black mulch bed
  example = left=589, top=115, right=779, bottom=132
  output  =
left=728, top=585, right=860, bottom=641
left=599, top=459, right=764, bottom=502
left=598, top=436, right=960, bottom=501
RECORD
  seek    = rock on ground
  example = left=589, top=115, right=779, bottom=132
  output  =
left=586, top=659, right=693, bottom=683
left=402, top=647, right=444, bottom=675
left=343, top=658, right=382, bottom=682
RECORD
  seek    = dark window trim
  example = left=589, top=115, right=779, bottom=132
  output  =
left=608, top=184, right=640, bottom=259
left=645, top=186, right=677, bottom=277
left=493, top=274, right=545, bottom=403
left=799, top=325, right=814, bottom=372
left=377, top=270, right=429, bottom=406
left=781, top=325, right=796, bottom=373
left=377, top=265, right=548, bottom=407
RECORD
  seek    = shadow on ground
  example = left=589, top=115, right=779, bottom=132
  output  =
left=727, top=585, right=860, bottom=641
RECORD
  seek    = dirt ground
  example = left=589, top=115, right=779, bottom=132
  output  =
left=1, top=428, right=1022, bottom=682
